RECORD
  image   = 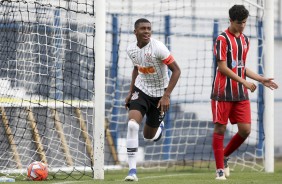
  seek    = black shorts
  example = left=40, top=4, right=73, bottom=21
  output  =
left=128, top=86, right=165, bottom=128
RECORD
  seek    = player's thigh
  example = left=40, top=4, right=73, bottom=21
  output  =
left=128, top=109, right=144, bottom=124
left=211, top=100, right=232, bottom=125
left=145, top=97, right=164, bottom=128
left=128, top=88, right=148, bottom=123
left=143, top=98, right=163, bottom=138
left=229, top=100, right=251, bottom=124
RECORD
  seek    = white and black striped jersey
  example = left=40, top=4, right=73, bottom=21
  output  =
left=127, top=38, right=175, bottom=97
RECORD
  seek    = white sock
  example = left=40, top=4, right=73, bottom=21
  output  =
left=126, top=119, right=139, bottom=170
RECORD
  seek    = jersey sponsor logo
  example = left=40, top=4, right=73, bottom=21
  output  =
left=237, top=60, right=244, bottom=68
left=231, top=60, right=237, bottom=69
left=131, top=91, right=139, bottom=100
left=232, top=60, right=244, bottom=69
left=137, top=65, right=156, bottom=74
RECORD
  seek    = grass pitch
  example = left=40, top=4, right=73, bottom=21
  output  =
left=8, top=160, right=282, bottom=183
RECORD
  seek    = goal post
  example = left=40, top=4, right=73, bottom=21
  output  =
left=94, top=0, right=106, bottom=180
left=264, top=0, right=274, bottom=173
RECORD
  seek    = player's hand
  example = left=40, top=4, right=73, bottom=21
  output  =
left=261, top=78, right=279, bottom=90
left=157, top=95, right=170, bottom=114
left=243, top=81, right=257, bottom=92
left=125, top=93, right=132, bottom=109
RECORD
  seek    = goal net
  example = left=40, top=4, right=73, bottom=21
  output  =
left=0, top=0, right=95, bottom=179
left=0, top=0, right=269, bottom=180
left=106, top=0, right=266, bottom=172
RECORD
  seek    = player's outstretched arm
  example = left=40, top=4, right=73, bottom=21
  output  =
left=260, top=78, right=279, bottom=90
left=245, top=68, right=278, bottom=90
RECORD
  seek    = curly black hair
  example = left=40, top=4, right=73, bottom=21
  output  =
left=229, top=5, right=249, bottom=21
left=134, top=18, right=151, bottom=29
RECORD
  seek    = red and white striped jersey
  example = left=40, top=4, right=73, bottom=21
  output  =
left=211, top=28, right=250, bottom=101
left=127, top=38, right=174, bottom=97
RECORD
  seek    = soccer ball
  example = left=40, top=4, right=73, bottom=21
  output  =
left=27, top=161, right=48, bottom=181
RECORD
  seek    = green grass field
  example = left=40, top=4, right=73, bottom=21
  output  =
left=7, top=160, right=282, bottom=184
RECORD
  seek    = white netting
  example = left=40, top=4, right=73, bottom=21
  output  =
left=0, top=0, right=273, bottom=181
left=0, top=0, right=95, bottom=179
left=105, top=0, right=265, bottom=172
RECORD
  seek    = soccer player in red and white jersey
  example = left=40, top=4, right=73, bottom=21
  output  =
left=211, top=5, right=278, bottom=180
left=124, top=18, right=181, bottom=181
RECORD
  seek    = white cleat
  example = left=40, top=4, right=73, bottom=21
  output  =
left=215, top=169, right=226, bottom=180
left=124, top=174, right=138, bottom=181
left=124, top=169, right=138, bottom=181
left=224, top=157, right=230, bottom=178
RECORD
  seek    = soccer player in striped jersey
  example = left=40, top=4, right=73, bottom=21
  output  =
left=211, top=5, right=278, bottom=180
left=124, top=18, right=181, bottom=181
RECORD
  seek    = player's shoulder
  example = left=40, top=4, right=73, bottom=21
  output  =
left=217, top=31, right=228, bottom=41
left=241, top=33, right=249, bottom=41
left=150, top=38, right=167, bottom=50
left=150, top=37, right=164, bottom=45
left=127, top=41, right=137, bottom=52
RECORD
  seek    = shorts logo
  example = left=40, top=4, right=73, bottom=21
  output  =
left=131, top=91, right=139, bottom=100
left=158, top=112, right=165, bottom=121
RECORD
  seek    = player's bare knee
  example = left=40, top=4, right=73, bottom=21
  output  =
left=239, top=130, right=251, bottom=138
left=214, top=124, right=226, bottom=135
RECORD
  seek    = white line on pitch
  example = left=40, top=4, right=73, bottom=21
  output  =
left=115, top=172, right=201, bottom=182
left=51, top=181, right=88, bottom=184
left=141, top=173, right=200, bottom=179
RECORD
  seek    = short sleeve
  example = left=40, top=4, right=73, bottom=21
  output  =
left=155, top=41, right=175, bottom=65
left=214, top=35, right=227, bottom=61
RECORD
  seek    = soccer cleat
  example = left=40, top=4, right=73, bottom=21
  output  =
left=224, top=157, right=230, bottom=177
left=124, top=169, right=138, bottom=182
left=154, top=121, right=164, bottom=142
left=215, top=169, right=226, bottom=180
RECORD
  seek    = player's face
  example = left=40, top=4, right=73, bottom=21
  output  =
left=134, top=22, right=151, bottom=47
left=230, top=18, right=247, bottom=34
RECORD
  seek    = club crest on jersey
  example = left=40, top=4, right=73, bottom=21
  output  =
left=243, top=44, right=248, bottom=50
left=232, top=60, right=237, bottom=69
left=131, top=91, right=139, bottom=100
